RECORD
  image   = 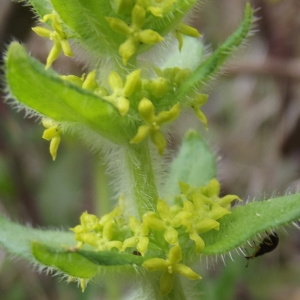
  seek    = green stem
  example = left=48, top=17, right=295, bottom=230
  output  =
left=164, top=277, right=186, bottom=300
left=95, top=160, right=111, bottom=216
left=125, top=142, right=158, bottom=217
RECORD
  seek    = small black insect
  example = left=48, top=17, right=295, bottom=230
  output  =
left=245, top=232, right=279, bottom=265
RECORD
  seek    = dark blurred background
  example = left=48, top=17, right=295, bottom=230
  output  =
left=0, top=0, right=300, bottom=299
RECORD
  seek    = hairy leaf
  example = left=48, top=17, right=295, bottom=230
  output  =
left=176, top=3, right=254, bottom=101
left=163, top=130, right=216, bottom=196
left=27, top=0, right=54, bottom=17
left=5, top=42, right=128, bottom=144
left=201, top=193, right=300, bottom=255
left=49, top=0, right=123, bottom=57
left=0, top=215, right=74, bottom=261
left=32, top=242, right=98, bottom=278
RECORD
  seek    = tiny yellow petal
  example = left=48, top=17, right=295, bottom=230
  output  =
left=116, top=97, right=130, bottom=115
left=32, top=26, right=51, bottom=38
left=119, top=38, right=137, bottom=65
left=168, top=245, right=182, bottom=264
left=189, top=231, right=205, bottom=252
left=45, top=42, right=61, bottom=69
left=137, top=29, right=164, bottom=44
left=218, top=195, right=241, bottom=207
left=49, top=135, right=61, bottom=161
left=123, top=69, right=141, bottom=96
left=196, top=218, right=220, bottom=233
left=142, top=258, right=168, bottom=270
left=132, top=4, right=146, bottom=28
left=157, top=199, right=170, bottom=217
left=208, top=203, right=231, bottom=220
left=156, top=103, right=180, bottom=124
left=60, top=39, right=73, bottom=57
left=163, top=227, right=178, bottom=245
left=122, top=236, right=138, bottom=251
left=61, top=74, right=83, bottom=86
left=143, top=212, right=165, bottom=230
left=108, top=71, right=124, bottom=90
left=106, top=17, right=130, bottom=35
left=137, top=236, right=149, bottom=256
left=42, top=126, right=59, bottom=140
left=173, top=264, right=201, bottom=280
left=206, top=178, right=221, bottom=197
left=150, top=77, right=168, bottom=97
left=177, top=23, right=201, bottom=38
left=148, top=7, right=163, bottom=17
left=82, top=70, right=97, bottom=90
left=175, top=30, right=184, bottom=51
left=138, top=97, right=155, bottom=122
left=193, top=108, right=208, bottom=125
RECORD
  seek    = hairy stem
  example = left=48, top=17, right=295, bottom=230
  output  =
left=125, top=142, right=158, bottom=217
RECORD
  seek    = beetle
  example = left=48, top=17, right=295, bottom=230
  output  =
left=245, top=232, right=279, bottom=265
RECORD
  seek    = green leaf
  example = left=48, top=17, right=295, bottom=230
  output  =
left=176, top=3, right=254, bottom=101
left=27, top=0, right=54, bottom=17
left=163, top=130, right=216, bottom=196
left=141, top=0, right=198, bottom=38
left=32, top=242, right=98, bottom=278
left=32, top=242, right=146, bottom=278
left=0, top=215, right=144, bottom=279
left=49, top=0, right=123, bottom=58
left=77, top=248, right=145, bottom=266
left=5, top=42, right=128, bottom=144
left=48, top=0, right=199, bottom=61
left=0, top=215, right=74, bottom=261
left=201, top=193, right=300, bottom=255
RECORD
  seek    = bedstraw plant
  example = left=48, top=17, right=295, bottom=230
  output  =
left=1, top=0, right=300, bottom=299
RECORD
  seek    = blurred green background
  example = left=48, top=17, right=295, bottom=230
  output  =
left=0, top=0, right=300, bottom=299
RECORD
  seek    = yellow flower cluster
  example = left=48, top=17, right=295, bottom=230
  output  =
left=71, top=178, right=240, bottom=295
left=71, top=206, right=123, bottom=251
left=107, top=0, right=201, bottom=64
left=42, top=118, right=61, bottom=161
left=41, top=65, right=208, bottom=159
left=32, top=13, right=73, bottom=69
left=143, top=245, right=201, bottom=295
left=130, top=98, right=180, bottom=154
left=32, top=8, right=203, bottom=159
left=107, top=4, right=164, bottom=65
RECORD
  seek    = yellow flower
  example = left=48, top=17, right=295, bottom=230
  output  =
left=106, top=4, right=163, bottom=64
left=190, top=94, right=208, bottom=126
left=140, top=0, right=176, bottom=17
left=71, top=206, right=123, bottom=251
left=200, top=178, right=241, bottom=210
left=143, top=199, right=189, bottom=245
left=143, top=245, right=201, bottom=295
left=42, top=118, right=61, bottom=161
left=174, top=23, right=201, bottom=51
left=121, top=216, right=150, bottom=256
left=32, top=13, right=73, bottom=69
left=156, top=67, right=191, bottom=88
left=61, top=71, right=108, bottom=96
left=181, top=200, right=219, bottom=252
left=130, top=98, right=180, bottom=154
left=104, top=69, right=141, bottom=115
